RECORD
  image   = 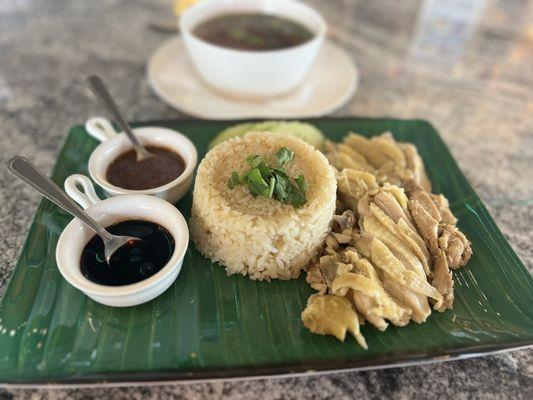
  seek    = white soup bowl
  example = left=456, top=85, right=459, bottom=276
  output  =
left=180, top=0, right=327, bottom=98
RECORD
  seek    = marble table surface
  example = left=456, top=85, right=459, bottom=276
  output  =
left=0, top=0, right=532, bottom=398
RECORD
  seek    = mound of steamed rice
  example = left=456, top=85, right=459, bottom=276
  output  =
left=190, top=132, right=337, bottom=280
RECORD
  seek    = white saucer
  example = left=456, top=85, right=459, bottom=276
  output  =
left=147, top=36, right=359, bottom=120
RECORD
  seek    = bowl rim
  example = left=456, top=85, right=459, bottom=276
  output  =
left=55, top=194, right=189, bottom=297
left=88, top=126, right=197, bottom=196
left=179, top=0, right=327, bottom=56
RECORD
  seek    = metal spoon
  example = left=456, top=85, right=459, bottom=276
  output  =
left=8, top=156, right=141, bottom=264
left=87, top=75, right=154, bottom=161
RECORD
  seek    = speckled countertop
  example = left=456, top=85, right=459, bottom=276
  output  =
left=0, top=0, right=532, bottom=398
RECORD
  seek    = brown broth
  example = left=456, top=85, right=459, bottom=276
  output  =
left=106, top=146, right=186, bottom=190
left=193, top=13, right=314, bottom=51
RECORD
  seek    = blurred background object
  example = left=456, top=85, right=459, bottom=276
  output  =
left=408, top=0, right=485, bottom=70
left=149, top=0, right=199, bottom=32
left=174, top=0, right=200, bottom=15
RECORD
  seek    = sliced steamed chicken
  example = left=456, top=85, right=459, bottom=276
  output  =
left=301, top=294, right=367, bottom=349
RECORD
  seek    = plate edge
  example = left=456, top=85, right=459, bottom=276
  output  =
left=0, top=342, right=531, bottom=388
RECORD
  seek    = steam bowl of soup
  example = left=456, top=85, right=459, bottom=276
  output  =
left=180, top=0, right=326, bottom=98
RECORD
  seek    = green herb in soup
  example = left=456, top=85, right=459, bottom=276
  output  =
left=193, top=13, right=314, bottom=51
left=228, top=147, right=308, bottom=208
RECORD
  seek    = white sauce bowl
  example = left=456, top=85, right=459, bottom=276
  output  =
left=56, top=174, right=189, bottom=307
left=180, top=0, right=327, bottom=98
left=85, top=117, right=197, bottom=204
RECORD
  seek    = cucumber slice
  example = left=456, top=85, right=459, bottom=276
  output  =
left=208, top=121, right=325, bottom=150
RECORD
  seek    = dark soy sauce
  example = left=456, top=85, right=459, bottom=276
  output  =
left=193, top=13, right=314, bottom=51
left=106, top=146, right=186, bottom=191
left=80, top=220, right=175, bottom=286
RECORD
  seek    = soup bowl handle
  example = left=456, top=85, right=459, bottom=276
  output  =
left=64, top=174, right=102, bottom=209
left=85, top=117, right=117, bottom=142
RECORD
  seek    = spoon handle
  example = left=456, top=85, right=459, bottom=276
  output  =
left=87, top=75, right=147, bottom=157
left=8, top=156, right=114, bottom=241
